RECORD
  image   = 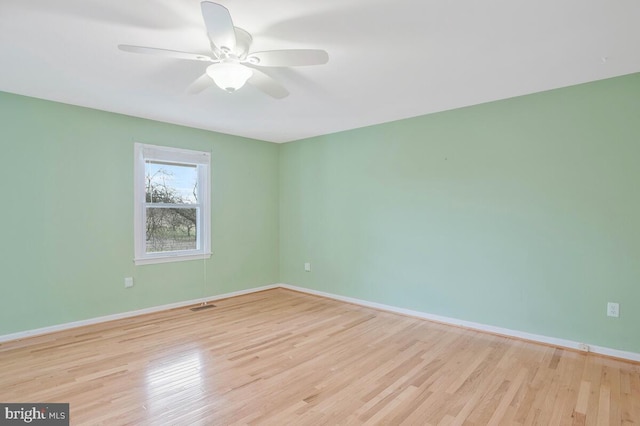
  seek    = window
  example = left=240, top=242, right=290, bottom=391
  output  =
left=134, top=143, right=211, bottom=265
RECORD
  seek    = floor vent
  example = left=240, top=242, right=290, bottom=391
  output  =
left=190, top=304, right=216, bottom=312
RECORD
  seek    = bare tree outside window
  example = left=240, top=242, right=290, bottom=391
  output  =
left=145, top=162, right=199, bottom=253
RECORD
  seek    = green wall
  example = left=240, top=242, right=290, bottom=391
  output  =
left=0, top=92, right=280, bottom=335
left=279, top=73, right=640, bottom=353
left=3, top=74, right=640, bottom=354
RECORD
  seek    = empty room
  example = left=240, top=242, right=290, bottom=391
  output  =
left=1, top=0, right=639, bottom=424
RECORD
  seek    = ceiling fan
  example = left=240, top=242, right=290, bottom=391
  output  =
left=118, top=1, right=329, bottom=99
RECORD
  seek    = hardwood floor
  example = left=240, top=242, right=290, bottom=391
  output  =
left=1, top=288, right=638, bottom=425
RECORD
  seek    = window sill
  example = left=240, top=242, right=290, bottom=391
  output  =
left=134, top=252, right=212, bottom=266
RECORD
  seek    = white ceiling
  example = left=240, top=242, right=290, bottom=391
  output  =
left=1, top=0, right=639, bottom=143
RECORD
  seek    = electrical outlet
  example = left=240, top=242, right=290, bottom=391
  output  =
left=607, top=302, right=619, bottom=318
left=124, top=277, right=134, bottom=288
left=304, top=262, right=311, bottom=272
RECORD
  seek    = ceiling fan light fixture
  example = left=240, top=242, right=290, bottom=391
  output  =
left=206, top=62, right=253, bottom=92
left=119, top=3, right=328, bottom=99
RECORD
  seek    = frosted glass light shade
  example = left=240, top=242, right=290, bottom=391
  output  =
left=206, top=63, right=253, bottom=92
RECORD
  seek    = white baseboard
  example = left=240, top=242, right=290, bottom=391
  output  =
left=3, top=282, right=638, bottom=363
left=0, top=284, right=280, bottom=343
left=278, top=283, right=640, bottom=363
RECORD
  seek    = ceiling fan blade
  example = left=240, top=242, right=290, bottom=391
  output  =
left=201, top=1, right=236, bottom=53
left=247, top=49, right=329, bottom=67
left=186, top=73, right=212, bottom=94
left=247, top=68, right=289, bottom=99
left=118, top=45, right=214, bottom=62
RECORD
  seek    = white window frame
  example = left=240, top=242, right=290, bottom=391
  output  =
left=134, top=143, right=211, bottom=265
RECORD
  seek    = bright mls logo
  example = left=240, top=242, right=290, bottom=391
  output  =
left=0, top=404, right=68, bottom=425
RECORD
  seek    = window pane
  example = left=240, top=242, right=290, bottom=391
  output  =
left=146, top=207, right=197, bottom=253
left=145, top=162, right=198, bottom=204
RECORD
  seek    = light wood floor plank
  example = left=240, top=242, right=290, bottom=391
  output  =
left=1, top=288, right=639, bottom=425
